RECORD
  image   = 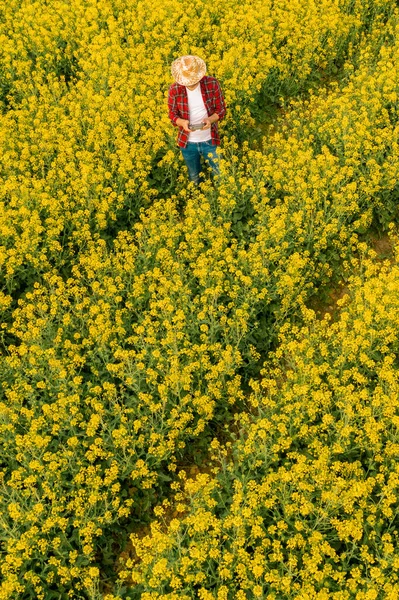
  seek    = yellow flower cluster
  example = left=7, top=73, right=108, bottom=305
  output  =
left=1, top=0, right=399, bottom=597
left=124, top=245, right=399, bottom=598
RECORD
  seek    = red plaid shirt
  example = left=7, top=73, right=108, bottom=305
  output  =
left=168, top=76, right=226, bottom=148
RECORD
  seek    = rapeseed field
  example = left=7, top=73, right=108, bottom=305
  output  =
left=1, top=0, right=399, bottom=598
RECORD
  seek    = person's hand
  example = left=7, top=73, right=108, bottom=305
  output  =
left=176, top=118, right=191, bottom=132
left=201, top=118, right=212, bottom=130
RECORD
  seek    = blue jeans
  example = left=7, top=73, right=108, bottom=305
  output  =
left=181, top=140, right=220, bottom=185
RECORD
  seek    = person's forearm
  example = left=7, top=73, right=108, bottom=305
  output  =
left=208, top=113, right=219, bottom=124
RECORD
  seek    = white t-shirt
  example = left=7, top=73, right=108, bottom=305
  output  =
left=186, top=84, right=212, bottom=143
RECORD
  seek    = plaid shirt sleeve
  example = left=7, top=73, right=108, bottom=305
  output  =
left=208, top=77, right=226, bottom=121
left=168, top=84, right=187, bottom=126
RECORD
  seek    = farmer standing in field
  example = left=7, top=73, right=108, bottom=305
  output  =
left=168, top=55, right=226, bottom=185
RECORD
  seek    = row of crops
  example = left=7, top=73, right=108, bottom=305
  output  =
left=1, top=0, right=399, bottom=598
left=127, top=250, right=399, bottom=599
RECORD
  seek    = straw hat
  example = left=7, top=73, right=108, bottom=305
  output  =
left=171, top=55, right=207, bottom=86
